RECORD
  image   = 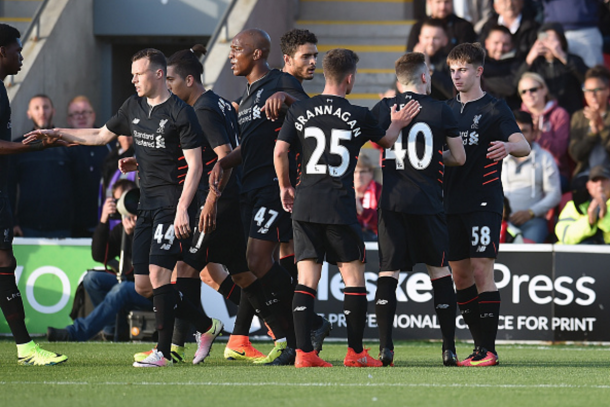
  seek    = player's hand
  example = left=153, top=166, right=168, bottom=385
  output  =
left=122, top=215, right=137, bottom=235
left=13, top=225, right=23, bottom=237
left=198, top=198, right=217, bottom=234
left=209, top=162, right=224, bottom=197
left=509, top=210, right=533, bottom=226
left=487, top=141, right=512, bottom=161
left=118, top=157, right=138, bottom=174
left=174, top=207, right=191, bottom=240
left=101, top=197, right=117, bottom=223
left=261, top=91, right=286, bottom=122
left=41, top=137, right=74, bottom=148
left=391, top=100, right=421, bottom=127
left=22, top=128, right=61, bottom=145
left=280, top=186, right=295, bottom=213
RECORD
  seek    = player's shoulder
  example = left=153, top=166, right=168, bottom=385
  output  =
left=273, top=69, right=305, bottom=90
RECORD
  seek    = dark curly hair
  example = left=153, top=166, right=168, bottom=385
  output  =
left=280, top=29, right=318, bottom=57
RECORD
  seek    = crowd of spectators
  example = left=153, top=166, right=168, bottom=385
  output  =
left=360, top=0, right=610, bottom=244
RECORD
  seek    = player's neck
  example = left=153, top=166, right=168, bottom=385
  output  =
left=246, top=63, right=271, bottom=84
left=458, top=86, right=485, bottom=103
left=403, top=85, right=426, bottom=95
left=146, top=86, right=171, bottom=107
left=187, top=85, right=207, bottom=106
left=282, top=67, right=303, bottom=84
left=322, top=84, right=347, bottom=98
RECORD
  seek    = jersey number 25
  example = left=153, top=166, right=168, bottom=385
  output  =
left=304, top=127, right=351, bottom=177
left=386, top=122, right=433, bottom=170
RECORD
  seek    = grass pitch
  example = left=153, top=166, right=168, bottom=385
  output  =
left=1, top=339, right=609, bottom=407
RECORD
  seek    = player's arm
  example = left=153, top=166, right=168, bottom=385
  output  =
left=273, top=140, right=294, bottom=213
left=0, top=138, right=66, bottom=155
left=443, top=136, right=466, bottom=166
left=23, top=125, right=118, bottom=146
left=209, top=145, right=241, bottom=196
left=487, top=132, right=531, bottom=161
left=175, top=147, right=203, bottom=240
left=376, top=100, right=421, bottom=148
left=199, top=144, right=234, bottom=234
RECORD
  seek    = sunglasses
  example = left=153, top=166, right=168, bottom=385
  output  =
left=520, top=87, right=539, bottom=95
left=582, top=87, right=608, bottom=94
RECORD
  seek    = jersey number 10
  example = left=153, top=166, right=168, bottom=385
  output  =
left=386, top=122, right=433, bottom=170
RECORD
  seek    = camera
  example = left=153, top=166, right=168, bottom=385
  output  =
left=117, top=188, right=140, bottom=217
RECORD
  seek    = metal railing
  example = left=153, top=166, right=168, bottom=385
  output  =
left=22, top=0, right=49, bottom=43
left=7, top=0, right=49, bottom=87
left=201, top=0, right=238, bottom=83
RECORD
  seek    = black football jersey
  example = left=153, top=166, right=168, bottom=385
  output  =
left=192, top=90, right=241, bottom=199
left=237, top=69, right=308, bottom=192
left=278, top=95, right=385, bottom=224
left=0, top=82, right=12, bottom=194
left=372, top=92, right=459, bottom=214
left=444, top=93, right=520, bottom=215
left=106, top=93, right=203, bottom=210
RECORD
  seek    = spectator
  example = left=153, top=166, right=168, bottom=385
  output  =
left=406, top=0, right=477, bottom=54
left=479, top=0, right=539, bottom=60
left=355, top=155, right=381, bottom=241
left=46, top=180, right=152, bottom=342
left=101, top=135, right=135, bottom=198
left=555, top=165, right=610, bottom=244
left=568, top=65, right=610, bottom=178
left=8, top=95, right=77, bottom=238
left=67, top=96, right=111, bottom=237
left=518, top=72, right=571, bottom=190
left=502, top=110, right=561, bottom=242
left=500, top=197, right=526, bottom=243
left=517, top=22, right=588, bottom=114
left=413, top=19, right=455, bottom=100
left=542, top=0, right=603, bottom=68
left=453, top=0, right=494, bottom=34
left=482, top=24, right=522, bottom=109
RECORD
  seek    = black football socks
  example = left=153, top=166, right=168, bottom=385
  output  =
left=431, top=275, right=457, bottom=353
left=293, top=284, right=316, bottom=352
left=478, top=290, right=501, bottom=354
left=375, top=276, right=398, bottom=351
left=344, top=286, right=368, bottom=354
left=457, top=284, right=482, bottom=348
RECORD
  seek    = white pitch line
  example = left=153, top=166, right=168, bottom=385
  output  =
left=1, top=381, right=610, bottom=389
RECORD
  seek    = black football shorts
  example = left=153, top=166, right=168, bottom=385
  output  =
left=241, top=184, right=292, bottom=243
left=182, top=193, right=248, bottom=275
left=378, top=209, right=448, bottom=271
left=0, top=194, right=14, bottom=251
left=293, top=220, right=365, bottom=265
left=447, top=211, right=502, bottom=261
left=132, top=206, right=187, bottom=275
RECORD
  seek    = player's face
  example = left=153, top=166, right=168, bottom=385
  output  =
left=449, top=62, right=481, bottom=93
left=166, top=65, right=189, bottom=102
left=67, top=100, right=95, bottom=128
left=1, top=38, right=23, bottom=76
left=229, top=35, right=255, bottom=77
left=27, top=96, right=54, bottom=129
left=419, top=26, right=447, bottom=57
left=518, top=77, right=546, bottom=110
left=517, top=122, right=536, bottom=145
left=583, top=77, right=610, bottom=111
left=131, top=58, right=158, bottom=98
left=428, top=0, right=452, bottom=19
left=485, top=31, right=513, bottom=60
left=285, top=43, right=318, bottom=81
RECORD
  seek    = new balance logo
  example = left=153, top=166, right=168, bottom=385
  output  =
left=160, top=243, right=172, bottom=251
left=257, top=226, right=269, bottom=234
left=293, top=306, right=307, bottom=312
left=376, top=299, right=388, bottom=305
left=436, top=304, right=450, bottom=309
left=132, top=118, right=140, bottom=124
left=476, top=245, right=487, bottom=252
left=344, top=310, right=351, bottom=315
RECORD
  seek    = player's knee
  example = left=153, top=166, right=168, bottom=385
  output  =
left=247, top=255, right=273, bottom=275
left=231, top=271, right=256, bottom=288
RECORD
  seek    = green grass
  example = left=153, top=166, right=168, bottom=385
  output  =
left=1, top=339, right=609, bottom=407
